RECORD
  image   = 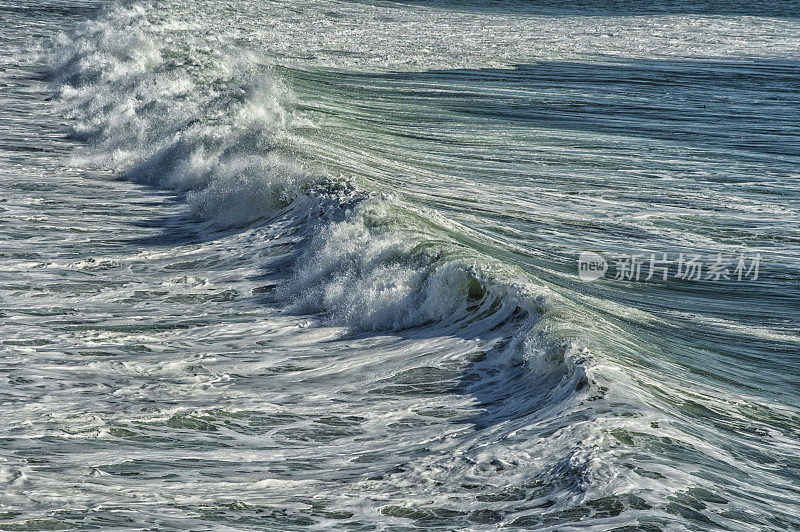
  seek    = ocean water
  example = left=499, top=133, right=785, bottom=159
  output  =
left=1, top=0, right=799, bottom=529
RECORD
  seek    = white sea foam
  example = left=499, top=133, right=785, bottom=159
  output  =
left=50, top=10, right=320, bottom=227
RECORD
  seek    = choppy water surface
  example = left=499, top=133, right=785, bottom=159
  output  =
left=1, top=0, right=799, bottom=529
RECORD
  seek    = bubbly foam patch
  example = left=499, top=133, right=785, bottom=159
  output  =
left=283, top=197, right=527, bottom=331
left=49, top=6, right=321, bottom=227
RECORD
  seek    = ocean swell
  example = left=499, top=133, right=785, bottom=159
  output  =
left=43, top=3, right=605, bottom=509
left=46, top=3, right=572, bottom=347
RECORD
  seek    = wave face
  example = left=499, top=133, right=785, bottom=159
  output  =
left=1, top=0, right=799, bottom=529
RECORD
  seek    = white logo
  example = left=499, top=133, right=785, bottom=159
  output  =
left=578, top=251, right=607, bottom=282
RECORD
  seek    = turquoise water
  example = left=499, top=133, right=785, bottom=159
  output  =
left=1, top=0, right=799, bottom=529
